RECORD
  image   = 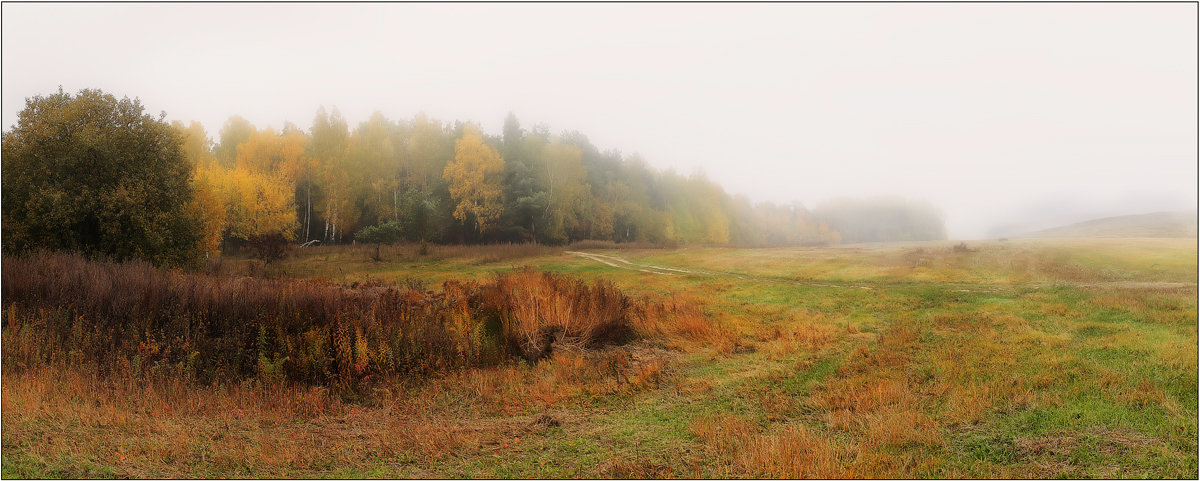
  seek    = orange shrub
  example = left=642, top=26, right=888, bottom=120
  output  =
left=483, top=268, right=632, bottom=362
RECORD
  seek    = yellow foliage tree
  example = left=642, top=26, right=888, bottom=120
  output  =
left=406, top=112, right=451, bottom=191
left=704, top=208, right=731, bottom=244
left=589, top=200, right=615, bottom=240
left=348, top=112, right=402, bottom=223
left=171, top=121, right=227, bottom=255
left=172, top=121, right=217, bottom=168
left=311, top=107, right=355, bottom=243
left=444, top=126, right=505, bottom=233
left=539, top=141, right=587, bottom=243
left=186, top=177, right=227, bottom=256
left=235, top=127, right=309, bottom=180
left=197, top=165, right=297, bottom=242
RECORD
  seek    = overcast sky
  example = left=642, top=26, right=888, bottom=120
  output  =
left=3, top=3, right=1196, bottom=239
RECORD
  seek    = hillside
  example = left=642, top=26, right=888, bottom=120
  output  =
left=1023, top=211, right=1198, bottom=238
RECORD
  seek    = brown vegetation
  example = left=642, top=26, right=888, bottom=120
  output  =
left=485, top=269, right=631, bottom=362
left=300, top=241, right=562, bottom=264
left=566, top=239, right=677, bottom=250
left=1, top=252, right=678, bottom=394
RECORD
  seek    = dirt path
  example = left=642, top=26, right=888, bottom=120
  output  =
left=568, top=251, right=739, bottom=276
left=567, top=251, right=880, bottom=289
left=567, top=251, right=1195, bottom=293
left=1033, top=281, right=1197, bottom=290
left=566, top=251, right=679, bottom=276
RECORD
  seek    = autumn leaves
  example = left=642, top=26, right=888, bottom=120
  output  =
left=445, top=126, right=504, bottom=233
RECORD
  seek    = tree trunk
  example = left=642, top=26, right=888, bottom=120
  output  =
left=304, top=181, right=312, bottom=243
left=324, top=187, right=336, bottom=242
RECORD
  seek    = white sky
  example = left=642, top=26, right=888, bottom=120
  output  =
left=3, top=3, right=1196, bottom=239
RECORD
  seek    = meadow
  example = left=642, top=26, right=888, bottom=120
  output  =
left=2, top=237, right=1196, bottom=478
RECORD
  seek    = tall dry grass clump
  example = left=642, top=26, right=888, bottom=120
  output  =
left=483, top=268, right=632, bottom=362
left=1, top=252, right=640, bottom=392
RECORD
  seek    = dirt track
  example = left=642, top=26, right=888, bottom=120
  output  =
left=566, top=251, right=1196, bottom=293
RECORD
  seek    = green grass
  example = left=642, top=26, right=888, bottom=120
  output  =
left=5, top=237, right=1196, bottom=478
left=297, top=240, right=1195, bottom=477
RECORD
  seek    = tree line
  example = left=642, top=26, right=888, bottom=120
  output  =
left=2, top=88, right=946, bottom=267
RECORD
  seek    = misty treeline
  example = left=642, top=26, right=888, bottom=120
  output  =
left=2, top=88, right=945, bottom=267
left=814, top=197, right=946, bottom=244
left=187, top=108, right=946, bottom=250
left=186, top=109, right=850, bottom=251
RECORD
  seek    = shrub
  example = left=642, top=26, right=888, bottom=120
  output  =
left=1, top=88, right=203, bottom=267
left=247, top=233, right=291, bottom=264
left=1, top=252, right=493, bottom=390
left=483, top=268, right=633, bottom=362
left=355, top=221, right=404, bottom=261
left=0, top=252, right=644, bottom=392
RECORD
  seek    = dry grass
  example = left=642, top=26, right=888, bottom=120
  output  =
left=2, top=251, right=703, bottom=477
left=688, top=319, right=950, bottom=477
left=735, top=424, right=846, bottom=478
left=566, top=239, right=677, bottom=250
left=1, top=252, right=664, bottom=393
left=2, top=342, right=678, bottom=478
left=300, top=241, right=563, bottom=264
left=5, top=238, right=1195, bottom=478
left=485, top=269, right=632, bottom=362
left=627, top=292, right=739, bottom=356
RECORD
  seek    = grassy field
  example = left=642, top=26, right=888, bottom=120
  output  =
left=3, top=238, right=1197, bottom=478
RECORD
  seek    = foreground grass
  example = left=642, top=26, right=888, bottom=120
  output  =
left=4, top=238, right=1196, bottom=478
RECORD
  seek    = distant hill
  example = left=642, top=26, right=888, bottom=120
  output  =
left=1022, top=211, right=1198, bottom=238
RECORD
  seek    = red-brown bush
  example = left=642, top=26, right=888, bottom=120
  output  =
left=484, top=268, right=633, bottom=362
left=1, top=252, right=638, bottom=392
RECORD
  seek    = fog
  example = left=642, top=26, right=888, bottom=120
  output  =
left=3, top=3, right=1195, bottom=239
